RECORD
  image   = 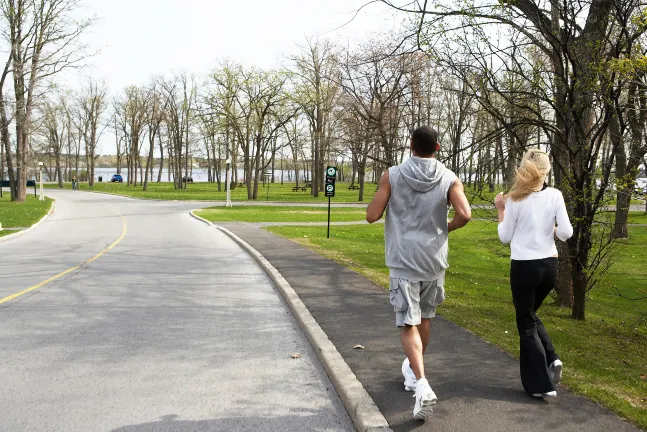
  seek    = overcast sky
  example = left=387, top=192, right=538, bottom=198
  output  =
left=64, top=0, right=402, bottom=154
left=70, top=0, right=399, bottom=90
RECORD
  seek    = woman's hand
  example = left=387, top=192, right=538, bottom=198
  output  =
left=495, top=193, right=506, bottom=211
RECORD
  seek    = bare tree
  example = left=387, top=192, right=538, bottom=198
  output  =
left=292, top=39, right=339, bottom=196
left=78, top=79, right=108, bottom=186
left=0, top=0, right=91, bottom=201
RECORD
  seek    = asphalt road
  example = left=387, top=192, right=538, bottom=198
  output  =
left=0, top=190, right=353, bottom=432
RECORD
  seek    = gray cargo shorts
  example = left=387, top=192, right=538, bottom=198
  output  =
left=389, top=277, right=446, bottom=327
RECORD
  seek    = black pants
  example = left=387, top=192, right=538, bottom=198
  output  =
left=510, top=258, right=559, bottom=394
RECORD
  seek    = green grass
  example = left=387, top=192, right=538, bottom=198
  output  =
left=628, top=212, right=647, bottom=224
left=45, top=181, right=378, bottom=203
left=267, top=221, right=647, bottom=430
left=45, top=181, right=505, bottom=205
left=596, top=211, right=647, bottom=225
left=0, top=194, right=53, bottom=228
left=195, top=206, right=368, bottom=223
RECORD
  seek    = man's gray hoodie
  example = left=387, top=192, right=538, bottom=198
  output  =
left=385, top=156, right=457, bottom=281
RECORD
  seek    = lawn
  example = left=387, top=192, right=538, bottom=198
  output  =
left=45, top=181, right=378, bottom=203
left=0, top=194, right=53, bottom=229
left=45, top=181, right=504, bottom=205
left=195, top=206, right=368, bottom=223
left=628, top=212, right=647, bottom=224
left=267, top=221, right=647, bottom=430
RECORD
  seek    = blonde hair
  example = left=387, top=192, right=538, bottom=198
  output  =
left=507, top=149, right=551, bottom=202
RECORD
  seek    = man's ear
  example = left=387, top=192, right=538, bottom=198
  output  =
left=435, top=143, right=440, bottom=153
left=410, top=138, right=414, bottom=151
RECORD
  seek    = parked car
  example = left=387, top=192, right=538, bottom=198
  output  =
left=111, top=174, right=123, bottom=183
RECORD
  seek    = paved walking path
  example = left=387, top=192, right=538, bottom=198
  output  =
left=0, top=191, right=353, bottom=431
left=218, top=222, right=642, bottom=432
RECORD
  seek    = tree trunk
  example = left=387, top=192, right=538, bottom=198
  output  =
left=555, top=242, right=573, bottom=307
left=157, top=134, right=164, bottom=183
left=571, top=258, right=587, bottom=320
left=358, top=164, right=366, bottom=202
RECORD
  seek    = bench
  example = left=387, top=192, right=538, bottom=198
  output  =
left=292, top=186, right=308, bottom=192
left=348, top=185, right=360, bottom=190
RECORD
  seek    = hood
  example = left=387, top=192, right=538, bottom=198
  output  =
left=398, top=156, right=447, bottom=192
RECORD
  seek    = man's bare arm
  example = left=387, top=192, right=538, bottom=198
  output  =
left=448, top=179, right=471, bottom=232
left=366, top=171, right=391, bottom=223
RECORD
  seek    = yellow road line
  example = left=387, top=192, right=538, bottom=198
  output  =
left=0, top=215, right=127, bottom=305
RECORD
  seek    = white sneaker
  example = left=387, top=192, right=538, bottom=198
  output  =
left=531, top=391, right=557, bottom=398
left=549, top=360, right=563, bottom=384
left=413, top=377, right=437, bottom=420
left=402, top=358, right=417, bottom=392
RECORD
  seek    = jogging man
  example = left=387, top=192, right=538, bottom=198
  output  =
left=366, top=126, right=471, bottom=420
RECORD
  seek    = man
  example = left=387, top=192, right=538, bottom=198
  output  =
left=366, top=126, right=471, bottom=420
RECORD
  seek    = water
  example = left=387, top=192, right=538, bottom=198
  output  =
left=72, top=168, right=314, bottom=183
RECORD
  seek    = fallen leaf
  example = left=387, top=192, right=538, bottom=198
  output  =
left=353, top=345, right=365, bottom=349
left=640, top=374, right=646, bottom=380
left=291, top=353, right=301, bottom=359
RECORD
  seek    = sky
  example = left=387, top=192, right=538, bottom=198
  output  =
left=63, top=0, right=404, bottom=154
left=68, top=0, right=401, bottom=90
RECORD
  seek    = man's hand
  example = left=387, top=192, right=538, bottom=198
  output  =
left=366, top=171, right=391, bottom=223
left=448, top=179, right=471, bottom=232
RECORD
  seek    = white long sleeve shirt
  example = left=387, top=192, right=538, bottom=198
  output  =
left=497, top=187, right=573, bottom=260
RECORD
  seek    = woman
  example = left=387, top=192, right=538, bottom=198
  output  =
left=495, top=149, right=573, bottom=398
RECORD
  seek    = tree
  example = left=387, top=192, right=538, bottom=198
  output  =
left=143, top=82, right=164, bottom=192
left=292, top=39, right=339, bottom=197
left=114, top=86, right=147, bottom=186
left=78, top=79, right=108, bottom=186
left=0, top=0, right=91, bottom=201
left=160, top=73, right=196, bottom=190
left=338, top=39, right=412, bottom=200
left=40, top=96, right=67, bottom=187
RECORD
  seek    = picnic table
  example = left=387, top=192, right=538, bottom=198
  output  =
left=292, top=186, right=308, bottom=192
left=348, top=184, right=359, bottom=190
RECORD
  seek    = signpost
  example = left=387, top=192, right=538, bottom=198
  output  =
left=325, top=166, right=337, bottom=238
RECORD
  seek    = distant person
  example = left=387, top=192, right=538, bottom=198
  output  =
left=72, top=176, right=77, bottom=190
left=495, top=149, right=573, bottom=398
left=366, top=126, right=472, bottom=420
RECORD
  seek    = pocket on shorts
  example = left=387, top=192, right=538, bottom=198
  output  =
left=389, top=286, right=409, bottom=312
left=435, top=278, right=446, bottom=305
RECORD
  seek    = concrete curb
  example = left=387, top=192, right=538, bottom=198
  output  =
left=0, top=198, right=56, bottom=244
left=215, top=223, right=392, bottom=432
left=188, top=210, right=213, bottom=226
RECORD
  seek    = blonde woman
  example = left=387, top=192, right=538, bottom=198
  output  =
left=495, top=149, right=573, bottom=398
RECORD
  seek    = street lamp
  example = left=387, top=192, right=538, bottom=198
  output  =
left=264, top=172, right=272, bottom=201
left=225, top=158, right=232, bottom=207
left=38, top=161, right=44, bottom=201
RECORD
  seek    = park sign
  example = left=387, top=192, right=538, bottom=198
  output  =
left=325, top=166, right=337, bottom=238
left=325, top=166, right=337, bottom=198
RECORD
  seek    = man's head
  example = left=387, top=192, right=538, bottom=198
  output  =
left=410, top=126, right=440, bottom=157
